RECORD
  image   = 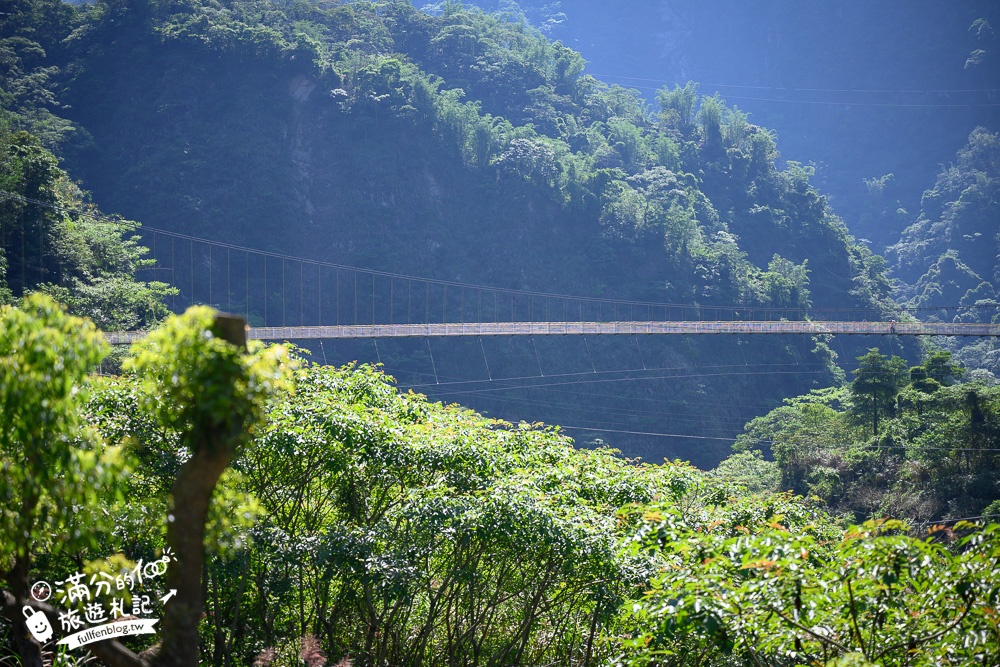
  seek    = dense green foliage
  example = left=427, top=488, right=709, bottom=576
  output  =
left=616, top=509, right=1000, bottom=667
left=3, top=299, right=998, bottom=666
left=0, top=294, right=133, bottom=663
left=0, top=294, right=120, bottom=619
left=890, top=128, right=999, bottom=315
left=850, top=348, right=910, bottom=436
left=0, top=0, right=175, bottom=329
left=1, top=0, right=870, bottom=307
left=49, top=0, right=889, bottom=311
left=1, top=296, right=290, bottom=666
left=730, top=348, right=1000, bottom=524
left=93, top=353, right=694, bottom=665
left=887, top=127, right=1000, bottom=377
left=498, top=0, right=1000, bottom=253
left=0, top=0, right=908, bottom=462
left=0, top=123, right=175, bottom=330
left=1, top=3, right=998, bottom=666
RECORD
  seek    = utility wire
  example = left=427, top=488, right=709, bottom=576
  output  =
left=592, top=73, right=1000, bottom=107
left=556, top=425, right=739, bottom=441
left=436, top=391, right=757, bottom=427
left=427, top=376, right=794, bottom=412
left=590, top=72, right=1000, bottom=95
left=611, top=81, right=1000, bottom=108
left=519, top=426, right=1000, bottom=452
left=407, top=360, right=828, bottom=389
left=423, top=369, right=829, bottom=398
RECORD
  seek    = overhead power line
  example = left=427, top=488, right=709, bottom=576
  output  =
left=408, top=360, right=827, bottom=390
left=424, top=368, right=830, bottom=398
left=556, top=425, right=739, bottom=442
left=604, top=81, right=1000, bottom=108
left=538, top=427, right=1000, bottom=453
left=440, top=392, right=754, bottom=428
left=590, top=72, right=1000, bottom=95
left=592, top=73, right=1000, bottom=107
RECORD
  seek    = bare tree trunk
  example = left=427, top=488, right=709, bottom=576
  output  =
left=7, top=554, right=43, bottom=667
left=152, top=445, right=229, bottom=666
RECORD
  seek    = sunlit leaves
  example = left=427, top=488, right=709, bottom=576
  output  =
left=0, top=293, right=119, bottom=569
left=227, top=361, right=699, bottom=665
left=124, top=305, right=292, bottom=456
left=617, top=502, right=1000, bottom=666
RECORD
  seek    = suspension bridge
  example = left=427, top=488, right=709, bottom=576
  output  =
left=102, top=224, right=997, bottom=344
left=8, top=191, right=1000, bottom=453
left=1, top=190, right=996, bottom=343
left=106, top=319, right=999, bottom=345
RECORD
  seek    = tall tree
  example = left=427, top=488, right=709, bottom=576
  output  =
left=122, top=307, right=291, bottom=666
left=0, top=294, right=114, bottom=667
left=922, top=349, right=965, bottom=386
left=851, top=348, right=908, bottom=435
left=0, top=300, right=291, bottom=667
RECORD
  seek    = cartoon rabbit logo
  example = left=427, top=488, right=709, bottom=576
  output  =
left=23, top=606, right=53, bottom=643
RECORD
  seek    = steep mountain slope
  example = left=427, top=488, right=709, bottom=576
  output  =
left=489, top=0, right=1000, bottom=251
left=0, top=126, right=174, bottom=330
left=0, top=0, right=902, bottom=464
left=888, top=127, right=1000, bottom=375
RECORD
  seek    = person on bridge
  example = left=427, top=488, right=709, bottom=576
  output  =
left=889, top=319, right=896, bottom=334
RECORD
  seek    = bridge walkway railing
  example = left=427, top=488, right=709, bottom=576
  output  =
left=104, top=320, right=1000, bottom=345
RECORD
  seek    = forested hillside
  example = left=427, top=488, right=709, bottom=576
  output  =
left=3, top=298, right=998, bottom=666
left=0, top=124, right=175, bottom=329
left=722, top=348, right=1000, bottom=523
left=887, top=127, right=1000, bottom=376
left=490, top=0, right=1000, bottom=252
left=2, top=3, right=1000, bottom=666
left=1, top=0, right=903, bottom=463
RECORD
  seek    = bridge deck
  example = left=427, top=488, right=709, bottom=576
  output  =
left=105, top=320, right=1000, bottom=345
